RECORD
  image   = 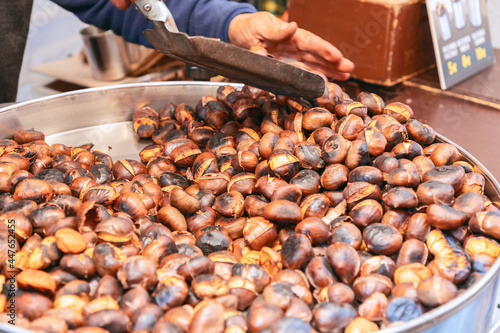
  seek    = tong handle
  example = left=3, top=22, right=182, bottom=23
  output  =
left=133, top=0, right=179, bottom=32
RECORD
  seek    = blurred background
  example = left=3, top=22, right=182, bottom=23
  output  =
left=17, top=0, right=500, bottom=102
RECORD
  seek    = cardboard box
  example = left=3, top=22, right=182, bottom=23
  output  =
left=289, top=0, right=436, bottom=86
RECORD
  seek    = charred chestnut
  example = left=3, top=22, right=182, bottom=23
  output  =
left=363, top=223, right=403, bottom=255
left=326, top=242, right=360, bottom=284
left=322, top=134, right=347, bottom=165
left=312, top=301, right=357, bottom=333
left=357, top=92, right=385, bottom=115
left=290, top=169, right=321, bottom=196
left=282, top=234, right=313, bottom=270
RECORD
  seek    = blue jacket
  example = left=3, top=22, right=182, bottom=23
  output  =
left=51, top=0, right=257, bottom=47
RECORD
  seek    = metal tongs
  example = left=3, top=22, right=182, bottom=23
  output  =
left=133, top=0, right=325, bottom=99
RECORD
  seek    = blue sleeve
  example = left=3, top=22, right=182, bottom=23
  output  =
left=50, top=0, right=257, bottom=47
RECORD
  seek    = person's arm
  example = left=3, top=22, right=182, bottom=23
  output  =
left=52, top=0, right=353, bottom=80
left=51, top=0, right=257, bottom=46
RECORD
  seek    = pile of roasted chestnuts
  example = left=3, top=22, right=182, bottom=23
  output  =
left=1, top=83, right=500, bottom=333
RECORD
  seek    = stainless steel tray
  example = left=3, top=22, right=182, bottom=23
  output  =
left=1, top=82, right=500, bottom=333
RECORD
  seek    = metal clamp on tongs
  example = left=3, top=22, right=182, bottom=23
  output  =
left=134, top=0, right=179, bottom=33
left=133, top=0, right=325, bottom=98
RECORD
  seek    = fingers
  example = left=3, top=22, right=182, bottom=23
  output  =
left=286, top=27, right=355, bottom=79
left=229, top=12, right=298, bottom=50
left=259, top=24, right=354, bottom=80
left=266, top=46, right=353, bottom=80
left=249, top=46, right=269, bottom=57
left=109, top=0, right=132, bottom=10
left=279, top=58, right=350, bottom=86
left=259, top=19, right=298, bottom=43
left=291, top=28, right=345, bottom=63
left=335, top=58, right=355, bottom=76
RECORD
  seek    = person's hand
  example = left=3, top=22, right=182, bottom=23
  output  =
left=110, top=0, right=132, bottom=10
left=228, top=12, right=354, bottom=81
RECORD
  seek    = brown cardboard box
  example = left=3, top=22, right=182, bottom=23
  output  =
left=289, top=0, right=436, bottom=86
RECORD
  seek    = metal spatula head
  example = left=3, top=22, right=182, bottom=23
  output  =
left=133, top=0, right=325, bottom=99
left=143, top=22, right=325, bottom=99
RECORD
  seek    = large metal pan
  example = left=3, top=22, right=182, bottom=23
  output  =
left=0, top=82, right=499, bottom=333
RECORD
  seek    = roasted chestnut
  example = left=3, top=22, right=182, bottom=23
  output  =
left=309, top=127, right=335, bottom=146
left=343, top=182, right=381, bottom=210
left=363, top=223, right=403, bottom=255
left=360, top=255, right=396, bottom=279
left=169, top=187, right=200, bottom=215
left=387, top=167, right=420, bottom=188
left=295, top=217, right=330, bottom=245
left=282, top=234, right=313, bottom=270
left=195, top=229, right=232, bottom=255
left=382, top=187, right=418, bottom=209
left=335, top=101, right=367, bottom=119
left=197, top=172, right=230, bottom=195
left=321, top=164, right=349, bottom=191
left=112, top=159, right=147, bottom=181
left=345, top=317, right=379, bottom=333
left=13, top=178, right=53, bottom=203
left=405, top=119, right=435, bottom=145
left=330, top=222, right=362, bottom=250
left=117, top=256, right=158, bottom=290
left=416, top=180, right=455, bottom=205
left=305, top=256, right=337, bottom=290
left=344, top=140, right=370, bottom=170
left=263, top=200, right=303, bottom=226
left=416, top=275, right=457, bottom=307
left=335, top=115, right=365, bottom=141
left=383, top=102, right=413, bottom=123
left=358, top=292, right=388, bottom=322
left=427, top=143, right=461, bottom=167
left=326, top=242, right=360, bottom=284
left=452, top=191, right=485, bottom=219
left=352, top=274, right=393, bottom=302
left=213, top=191, right=245, bottom=218
left=459, top=172, right=485, bottom=195
left=357, top=92, right=385, bottom=115
left=271, top=183, right=302, bottom=204
left=372, top=154, right=399, bottom=175
left=348, top=199, right=383, bottom=229
left=300, top=193, right=330, bottom=219
left=244, top=195, right=269, bottom=217
left=268, top=149, right=300, bottom=181
left=357, top=126, right=387, bottom=157
left=14, top=129, right=45, bottom=144
left=54, top=228, right=87, bottom=254
left=348, top=166, right=384, bottom=187
left=312, top=302, right=357, bottom=333
left=302, top=107, right=335, bottom=131
left=322, top=134, right=347, bottom=165
left=469, top=211, right=500, bottom=240
left=294, top=142, right=325, bottom=170
left=426, top=204, right=466, bottom=230
left=385, top=297, right=423, bottom=324
left=290, top=169, right=321, bottom=196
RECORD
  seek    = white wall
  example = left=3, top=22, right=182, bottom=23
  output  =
left=488, top=0, right=500, bottom=49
